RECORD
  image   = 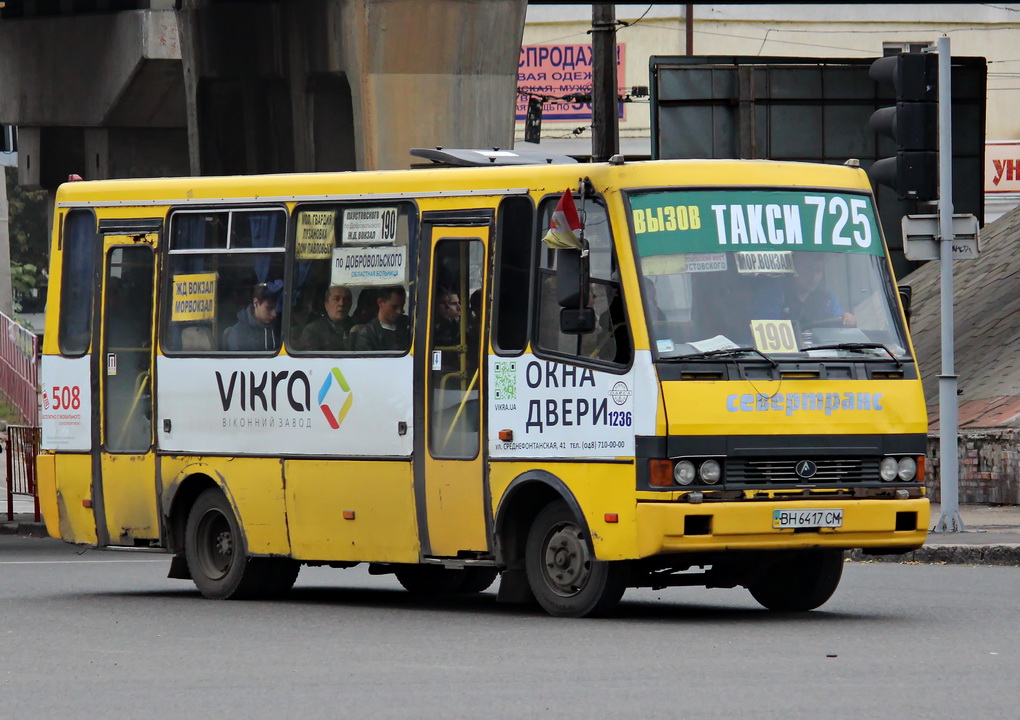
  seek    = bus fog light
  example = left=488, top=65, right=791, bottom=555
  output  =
left=700, top=459, right=721, bottom=484
left=897, top=457, right=917, bottom=481
left=880, top=457, right=899, bottom=481
left=674, top=460, right=696, bottom=485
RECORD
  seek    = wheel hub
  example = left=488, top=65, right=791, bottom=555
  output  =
left=215, top=531, right=233, bottom=557
left=543, top=524, right=591, bottom=596
left=197, top=509, right=234, bottom=580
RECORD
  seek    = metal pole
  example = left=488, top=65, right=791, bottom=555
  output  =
left=686, top=4, right=694, bottom=56
left=932, top=35, right=963, bottom=533
left=591, top=3, right=619, bottom=162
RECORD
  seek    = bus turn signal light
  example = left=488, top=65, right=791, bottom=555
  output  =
left=604, top=513, right=619, bottom=523
left=649, top=459, right=673, bottom=486
left=498, top=429, right=513, bottom=442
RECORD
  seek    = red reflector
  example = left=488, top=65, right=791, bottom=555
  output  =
left=604, top=513, right=618, bottom=523
left=82, top=499, right=93, bottom=509
left=649, top=459, right=673, bottom=487
left=498, top=429, right=514, bottom=442
left=342, top=510, right=355, bottom=520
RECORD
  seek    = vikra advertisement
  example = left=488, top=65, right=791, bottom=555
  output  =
left=631, top=189, right=883, bottom=259
left=488, top=353, right=656, bottom=459
left=156, top=356, right=413, bottom=457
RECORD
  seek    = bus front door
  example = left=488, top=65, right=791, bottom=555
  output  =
left=418, top=222, right=491, bottom=557
left=96, top=241, right=159, bottom=546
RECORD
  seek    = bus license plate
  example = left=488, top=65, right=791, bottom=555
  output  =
left=772, top=508, right=843, bottom=529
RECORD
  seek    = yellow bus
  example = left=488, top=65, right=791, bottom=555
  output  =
left=36, top=149, right=928, bottom=617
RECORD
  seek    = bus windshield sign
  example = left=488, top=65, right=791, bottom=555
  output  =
left=631, top=189, right=882, bottom=258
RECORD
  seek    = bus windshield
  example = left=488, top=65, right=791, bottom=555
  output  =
left=628, top=188, right=910, bottom=361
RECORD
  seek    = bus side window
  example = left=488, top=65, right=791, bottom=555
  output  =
left=532, top=196, right=630, bottom=366
left=58, top=210, right=98, bottom=356
left=287, top=202, right=416, bottom=354
left=162, top=209, right=286, bottom=354
left=492, top=196, right=533, bottom=354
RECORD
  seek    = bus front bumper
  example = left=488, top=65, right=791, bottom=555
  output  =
left=635, top=497, right=929, bottom=557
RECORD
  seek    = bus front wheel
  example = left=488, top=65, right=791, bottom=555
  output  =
left=185, top=488, right=267, bottom=600
left=747, top=549, right=845, bottom=612
left=525, top=501, right=629, bottom=618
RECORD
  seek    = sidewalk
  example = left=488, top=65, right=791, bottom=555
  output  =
left=5, top=496, right=1020, bottom=565
left=1, top=493, right=47, bottom=537
left=858, top=502, right=1020, bottom=567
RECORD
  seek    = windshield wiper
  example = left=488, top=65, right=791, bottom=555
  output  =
left=806, top=342, right=904, bottom=367
left=665, top=346, right=778, bottom=367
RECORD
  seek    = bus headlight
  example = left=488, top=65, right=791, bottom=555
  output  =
left=897, top=457, right=917, bottom=481
left=700, top=459, right=721, bottom=484
left=674, top=460, right=696, bottom=485
left=879, top=457, right=899, bottom=481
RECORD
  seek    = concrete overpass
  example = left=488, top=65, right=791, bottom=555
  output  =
left=0, top=0, right=527, bottom=189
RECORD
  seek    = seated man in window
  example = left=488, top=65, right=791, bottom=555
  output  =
left=350, top=285, right=410, bottom=351
left=225, top=282, right=280, bottom=352
left=755, top=253, right=855, bottom=328
left=300, top=285, right=353, bottom=351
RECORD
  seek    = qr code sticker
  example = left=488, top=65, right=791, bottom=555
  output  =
left=493, top=361, right=517, bottom=401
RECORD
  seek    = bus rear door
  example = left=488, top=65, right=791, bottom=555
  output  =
left=96, top=236, right=159, bottom=546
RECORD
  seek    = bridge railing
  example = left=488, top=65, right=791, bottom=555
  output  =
left=5, top=426, right=40, bottom=522
left=0, top=310, right=39, bottom=426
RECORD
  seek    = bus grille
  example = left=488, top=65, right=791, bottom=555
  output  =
left=726, top=457, right=879, bottom=485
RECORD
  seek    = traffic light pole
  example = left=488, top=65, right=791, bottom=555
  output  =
left=932, top=34, right=964, bottom=533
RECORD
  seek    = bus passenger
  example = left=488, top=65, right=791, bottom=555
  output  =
left=300, top=285, right=353, bottom=351
left=350, top=286, right=410, bottom=351
left=433, top=288, right=462, bottom=347
left=224, top=282, right=280, bottom=351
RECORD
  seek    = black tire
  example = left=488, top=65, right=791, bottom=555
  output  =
left=394, top=565, right=469, bottom=595
left=184, top=488, right=267, bottom=600
left=524, top=501, right=629, bottom=618
left=748, top=549, right=845, bottom=612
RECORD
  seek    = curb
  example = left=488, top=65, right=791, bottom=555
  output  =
left=850, top=544, right=1020, bottom=567
left=0, top=521, right=49, bottom=538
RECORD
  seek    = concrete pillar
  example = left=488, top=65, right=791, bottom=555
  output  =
left=340, top=0, right=527, bottom=170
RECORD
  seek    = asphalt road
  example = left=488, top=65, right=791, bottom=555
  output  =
left=2, top=535, right=1019, bottom=719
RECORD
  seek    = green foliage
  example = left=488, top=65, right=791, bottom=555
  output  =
left=4, top=167, right=49, bottom=311
left=0, top=391, right=26, bottom=425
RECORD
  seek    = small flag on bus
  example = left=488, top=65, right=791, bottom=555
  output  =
left=541, top=189, right=583, bottom=250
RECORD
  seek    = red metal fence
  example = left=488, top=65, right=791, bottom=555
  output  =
left=0, top=311, right=42, bottom=521
left=0, top=310, right=39, bottom=426
left=5, top=426, right=40, bottom=522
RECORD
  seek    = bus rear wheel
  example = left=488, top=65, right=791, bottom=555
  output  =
left=185, top=488, right=268, bottom=600
left=525, top=501, right=629, bottom=618
left=748, top=549, right=845, bottom=612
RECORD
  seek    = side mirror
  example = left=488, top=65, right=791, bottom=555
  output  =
left=560, top=307, right=596, bottom=335
left=898, top=284, right=912, bottom=325
left=555, top=248, right=588, bottom=308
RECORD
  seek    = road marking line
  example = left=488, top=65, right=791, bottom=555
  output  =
left=0, top=559, right=166, bottom=565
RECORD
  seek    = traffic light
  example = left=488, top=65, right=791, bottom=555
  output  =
left=868, top=52, right=939, bottom=201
